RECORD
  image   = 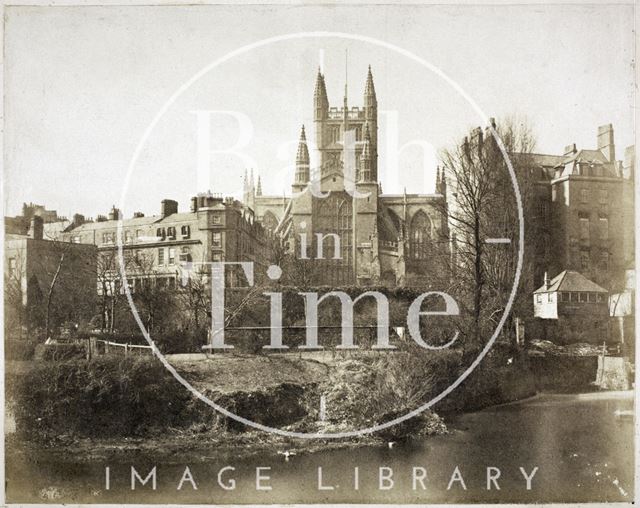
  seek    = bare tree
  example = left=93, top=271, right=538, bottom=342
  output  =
left=176, top=264, right=210, bottom=330
left=96, top=249, right=136, bottom=332
left=441, top=117, right=537, bottom=353
left=44, top=249, right=66, bottom=340
left=129, top=251, right=176, bottom=333
left=21, top=237, right=97, bottom=340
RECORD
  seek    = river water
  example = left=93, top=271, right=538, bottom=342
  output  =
left=7, top=391, right=634, bottom=504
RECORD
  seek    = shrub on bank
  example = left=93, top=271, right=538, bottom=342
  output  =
left=8, top=356, right=194, bottom=441
left=321, top=345, right=536, bottom=429
left=34, top=343, right=87, bottom=361
left=321, top=350, right=461, bottom=431
left=153, top=327, right=207, bottom=354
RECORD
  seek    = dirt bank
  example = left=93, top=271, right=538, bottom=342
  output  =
left=10, top=348, right=584, bottom=463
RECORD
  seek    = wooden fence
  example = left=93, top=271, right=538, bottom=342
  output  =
left=88, top=337, right=153, bottom=358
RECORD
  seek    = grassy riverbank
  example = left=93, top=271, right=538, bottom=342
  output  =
left=7, top=347, right=537, bottom=460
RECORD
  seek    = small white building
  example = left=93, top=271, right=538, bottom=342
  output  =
left=533, top=270, right=608, bottom=320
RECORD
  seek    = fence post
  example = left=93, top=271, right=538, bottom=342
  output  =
left=88, top=337, right=96, bottom=360
left=125, top=343, right=129, bottom=357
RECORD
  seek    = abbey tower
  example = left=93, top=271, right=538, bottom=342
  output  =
left=252, top=65, right=450, bottom=287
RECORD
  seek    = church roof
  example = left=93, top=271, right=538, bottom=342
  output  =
left=534, top=270, right=608, bottom=294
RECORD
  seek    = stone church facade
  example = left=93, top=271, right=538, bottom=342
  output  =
left=250, top=66, right=450, bottom=286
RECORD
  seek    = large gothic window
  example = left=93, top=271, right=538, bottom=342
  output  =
left=410, top=210, right=432, bottom=260
left=315, top=192, right=353, bottom=285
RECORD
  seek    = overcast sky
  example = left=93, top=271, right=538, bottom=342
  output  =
left=4, top=3, right=635, bottom=219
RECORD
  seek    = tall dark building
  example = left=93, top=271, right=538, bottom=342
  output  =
left=528, top=124, right=634, bottom=290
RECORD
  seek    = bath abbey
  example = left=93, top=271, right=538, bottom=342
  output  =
left=247, top=66, right=450, bottom=286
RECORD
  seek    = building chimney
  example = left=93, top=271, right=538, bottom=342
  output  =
left=108, top=206, right=121, bottom=221
left=133, top=212, right=145, bottom=218
left=564, top=143, right=577, bottom=156
left=161, top=199, right=178, bottom=218
left=73, top=213, right=85, bottom=226
left=470, top=126, right=484, bottom=155
left=543, top=271, right=550, bottom=290
left=190, top=196, right=198, bottom=213
left=96, top=214, right=108, bottom=223
left=597, top=124, right=615, bottom=162
left=29, top=216, right=43, bottom=240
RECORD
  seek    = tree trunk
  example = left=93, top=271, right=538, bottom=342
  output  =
left=100, top=283, right=108, bottom=331
left=473, top=215, right=483, bottom=349
left=45, top=252, right=65, bottom=340
left=109, top=295, right=116, bottom=333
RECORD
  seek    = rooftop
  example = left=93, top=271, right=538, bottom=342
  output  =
left=534, top=270, right=608, bottom=294
left=530, top=153, right=566, bottom=168
left=562, top=149, right=610, bottom=165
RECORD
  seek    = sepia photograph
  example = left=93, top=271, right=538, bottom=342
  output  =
left=2, top=1, right=636, bottom=505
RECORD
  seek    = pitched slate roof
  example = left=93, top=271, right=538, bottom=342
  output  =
left=519, top=153, right=564, bottom=180
left=553, top=151, right=621, bottom=179
left=530, top=153, right=566, bottom=168
left=534, top=270, right=608, bottom=294
left=563, top=149, right=609, bottom=165
left=526, top=146, right=623, bottom=180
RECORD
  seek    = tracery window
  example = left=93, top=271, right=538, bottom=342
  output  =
left=314, top=193, right=353, bottom=285
left=410, top=210, right=432, bottom=260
